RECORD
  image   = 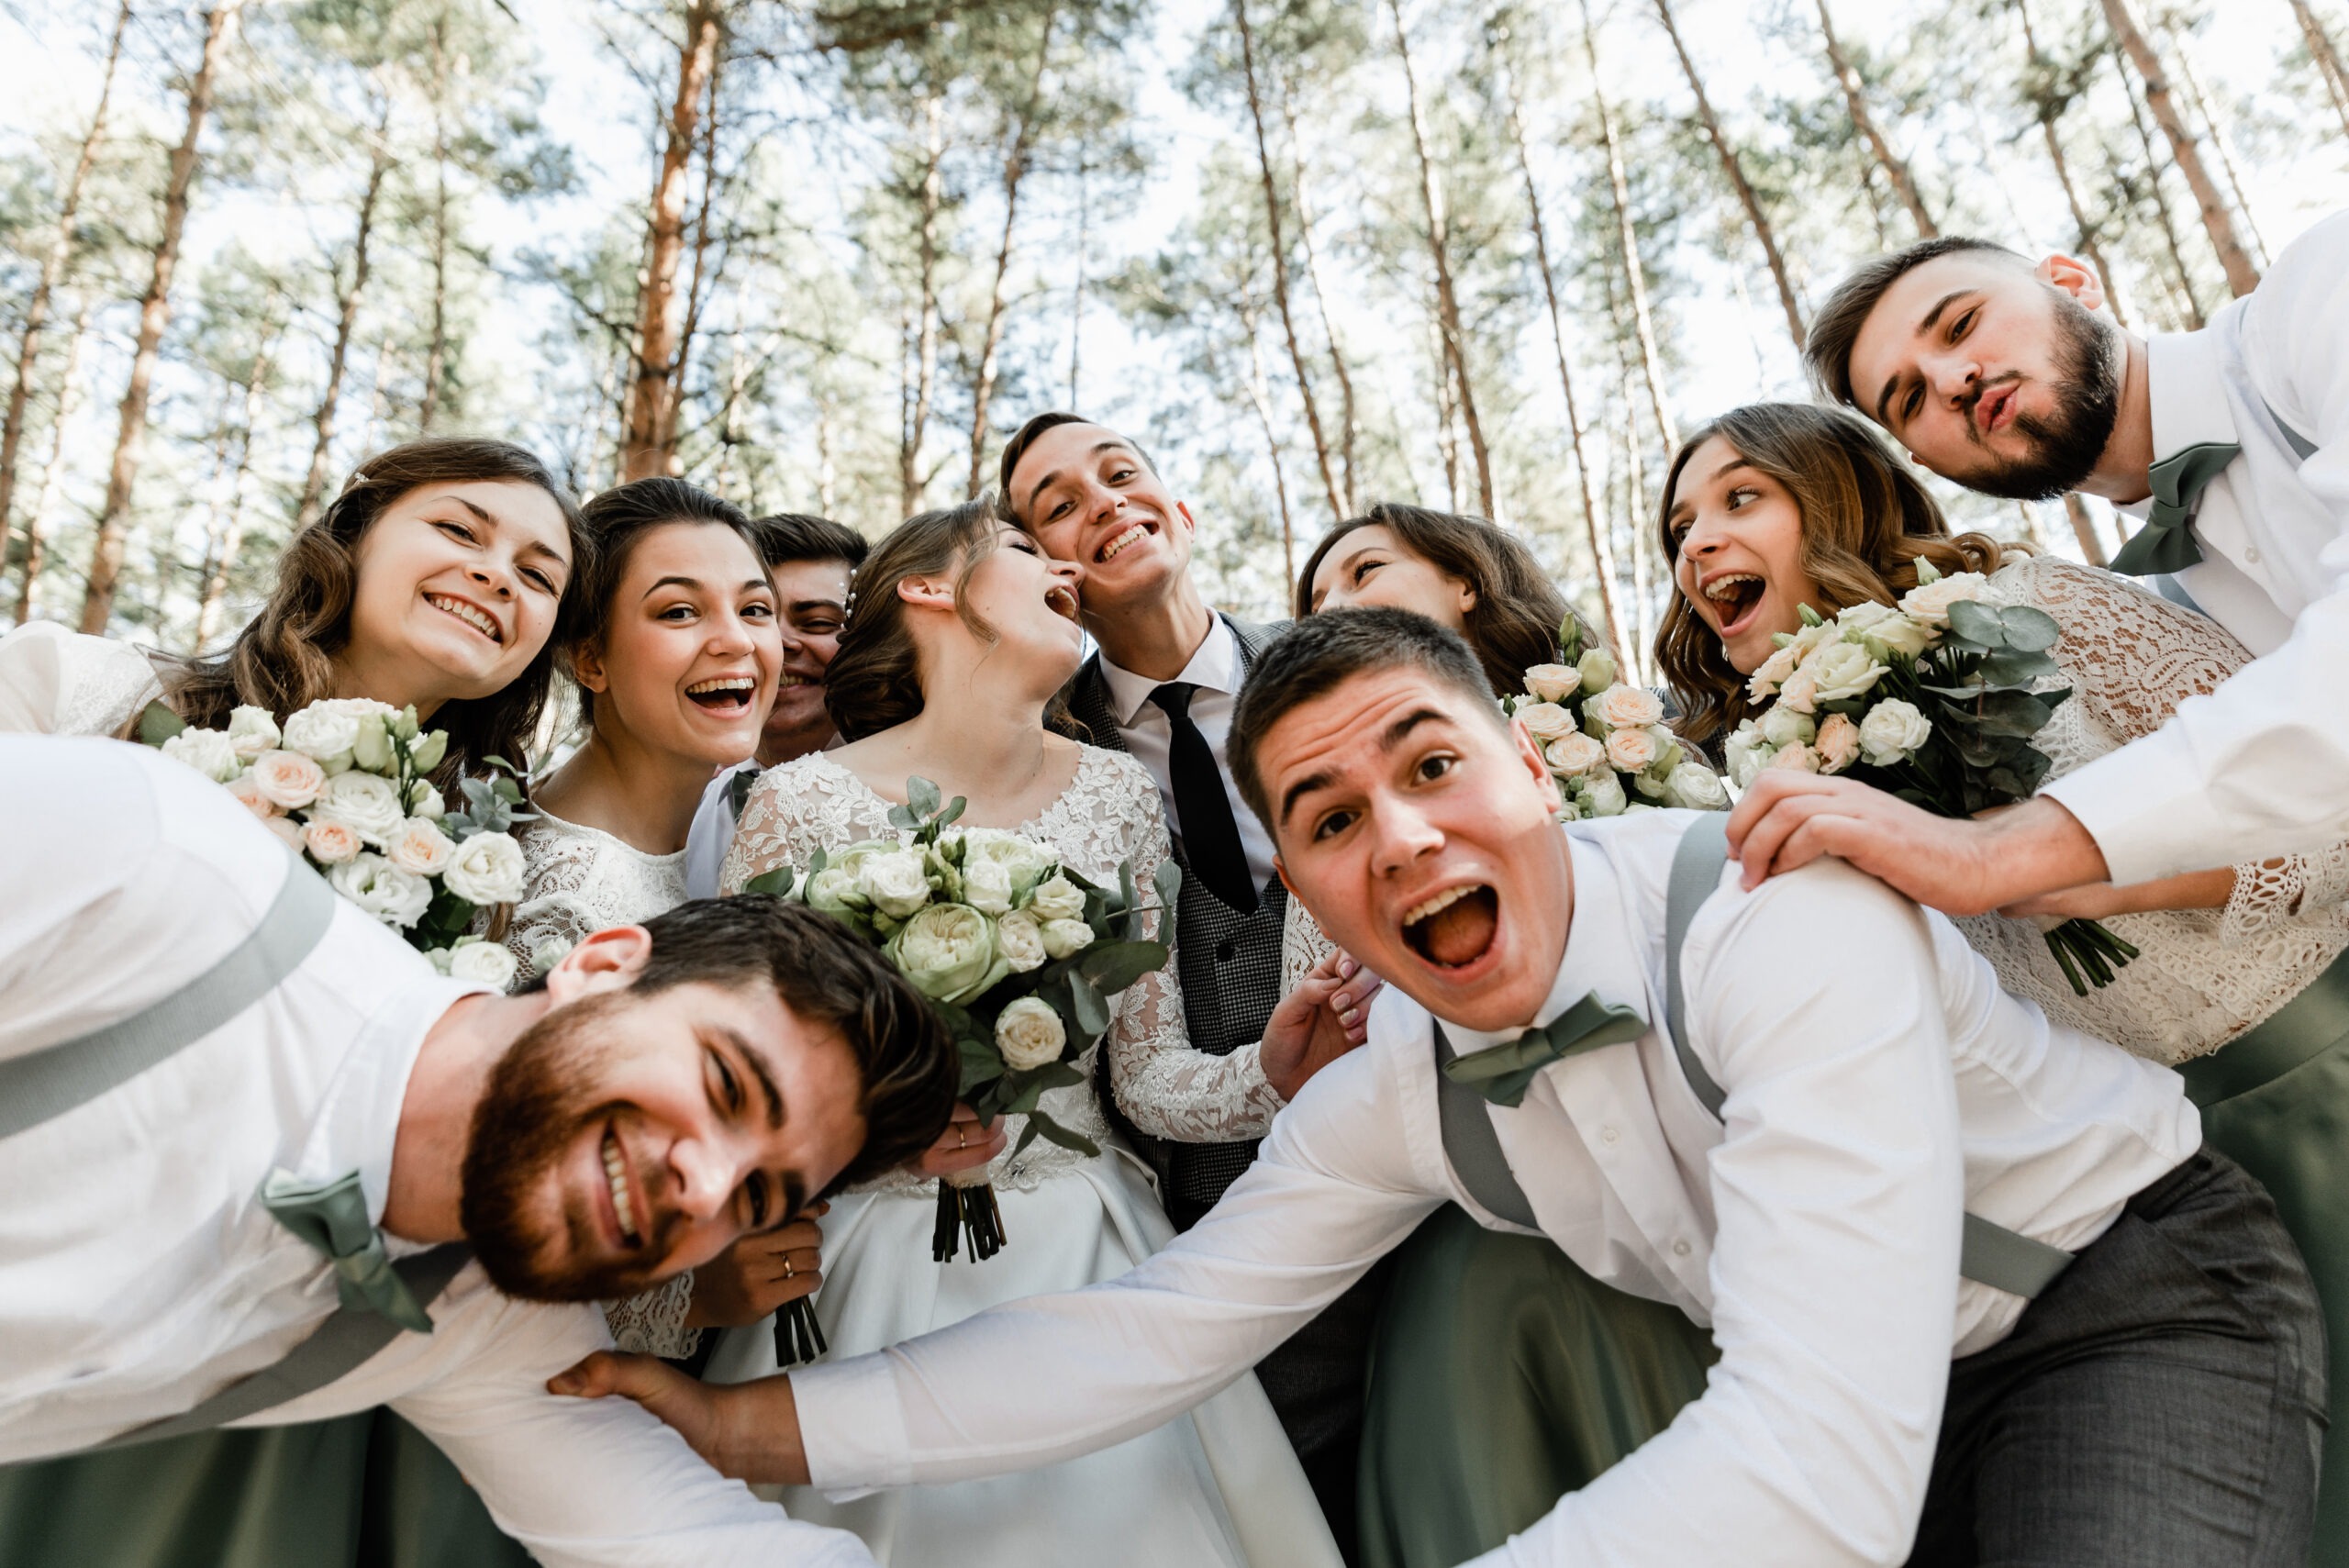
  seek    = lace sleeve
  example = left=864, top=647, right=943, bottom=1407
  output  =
left=718, top=754, right=859, bottom=896
left=2009, top=555, right=2349, bottom=938
left=601, top=1273, right=701, bottom=1358
left=1096, top=757, right=1287, bottom=1142
left=1283, top=899, right=1340, bottom=994
left=504, top=822, right=604, bottom=986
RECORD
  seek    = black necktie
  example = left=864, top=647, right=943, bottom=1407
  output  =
left=1150, top=682, right=1258, bottom=912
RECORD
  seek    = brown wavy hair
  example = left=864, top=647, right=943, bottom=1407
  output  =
left=822, top=498, right=1008, bottom=742
left=161, top=438, right=585, bottom=783
left=1294, top=503, right=1588, bottom=695
left=1654, top=403, right=2014, bottom=746
left=559, top=477, right=759, bottom=728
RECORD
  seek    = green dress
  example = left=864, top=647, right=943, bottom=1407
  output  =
left=1357, top=1205, right=1717, bottom=1568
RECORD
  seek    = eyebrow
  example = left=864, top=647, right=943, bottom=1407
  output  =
left=720, top=1025, right=787, bottom=1132
left=785, top=597, right=846, bottom=616
left=640, top=575, right=768, bottom=599
left=1024, top=439, right=1138, bottom=517
left=1873, top=289, right=1972, bottom=427
left=1275, top=706, right=1450, bottom=828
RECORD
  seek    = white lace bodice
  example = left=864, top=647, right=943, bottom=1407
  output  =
left=722, top=747, right=1286, bottom=1189
left=1954, top=555, right=2349, bottom=1062
left=0, top=623, right=164, bottom=738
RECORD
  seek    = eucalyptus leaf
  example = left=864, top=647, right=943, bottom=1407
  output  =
left=886, top=803, right=918, bottom=830
left=939, top=796, right=966, bottom=828
left=1026, top=1061, right=1087, bottom=1092
left=135, top=701, right=186, bottom=745
left=1024, top=1109, right=1103, bottom=1158
left=1998, top=605, right=2061, bottom=652
left=1080, top=939, right=1171, bottom=995
left=1152, top=859, right=1181, bottom=931
left=1011, top=1119, right=1043, bottom=1158
left=1071, top=974, right=1110, bottom=1035
left=1945, top=599, right=2009, bottom=646
left=743, top=867, right=797, bottom=898
left=907, top=776, right=942, bottom=817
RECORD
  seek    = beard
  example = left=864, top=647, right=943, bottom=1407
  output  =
left=1958, top=291, right=2121, bottom=501
left=459, top=990, right=679, bottom=1303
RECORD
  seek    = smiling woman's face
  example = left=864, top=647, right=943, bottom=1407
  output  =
left=1666, top=436, right=1820, bottom=675
left=928, top=527, right=1085, bottom=689
left=1308, top=525, right=1476, bottom=629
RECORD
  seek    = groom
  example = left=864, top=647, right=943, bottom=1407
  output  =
left=565, top=609, right=2322, bottom=1565
left=0, top=735, right=955, bottom=1567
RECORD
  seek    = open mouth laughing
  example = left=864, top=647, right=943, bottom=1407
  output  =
left=1095, top=521, right=1154, bottom=563
left=685, top=674, right=757, bottom=713
left=1044, top=583, right=1081, bottom=622
left=426, top=592, right=503, bottom=646
left=1700, top=571, right=1767, bottom=639
left=601, top=1127, right=643, bottom=1249
left=1401, top=883, right=1500, bottom=970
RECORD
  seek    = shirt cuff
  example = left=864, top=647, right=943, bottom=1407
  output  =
left=795, top=1351, right=914, bottom=1496
left=2040, top=725, right=2231, bottom=885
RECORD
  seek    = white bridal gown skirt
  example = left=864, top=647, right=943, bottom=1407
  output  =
left=705, top=1150, right=1341, bottom=1568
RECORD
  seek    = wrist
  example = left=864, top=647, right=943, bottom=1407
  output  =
left=1991, top=798, right=2110, bottom=904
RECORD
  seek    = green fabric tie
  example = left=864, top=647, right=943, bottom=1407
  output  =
left=1440, top=992, right=1648, bottom=1108
left=262, top=1169, right=437, bottom=1335
left=2108, top=439, right=2240, bottom=576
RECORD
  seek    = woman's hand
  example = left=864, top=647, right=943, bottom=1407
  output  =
left=2000, top=866, right=2235, bottom=920
left=549, top=1355, right=813, bottom=1486
left=911, top=1102, right=1008, bottom=1179
left=1262, top=950, right=1384, bottom=1102
left=685, top=1203, right=828, bottom=1329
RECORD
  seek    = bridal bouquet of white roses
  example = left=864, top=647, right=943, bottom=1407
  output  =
left=144, top=697, right=531, bottom=987
left=1503, top=619, right=1728, bottom=818
left=1719, top=560, right=2137, bottom=995
left=743, top=776, right=1178, bottom=1265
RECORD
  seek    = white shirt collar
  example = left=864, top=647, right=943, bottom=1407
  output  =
left=1097, top=612, right=1241, bottom=728
left=2144, top=330, right=2243, bottom=465
left=1431, top=832, right=1654, bottom=1056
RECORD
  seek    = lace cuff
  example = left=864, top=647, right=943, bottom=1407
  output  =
left=603, top=1271, right=701, bottom=1358
left=2221, top=843, right=2349, bottom=944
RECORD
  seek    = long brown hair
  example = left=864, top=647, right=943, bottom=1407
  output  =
left=1653, top=403, right=2013, bottom=745
left=1294, top=503, right=1586, bottom=695
left=559, top=477, right=759, bottom=728
left=162, top=437, right=585, bottom=780
left=822, top=498, right=1008, bottom=741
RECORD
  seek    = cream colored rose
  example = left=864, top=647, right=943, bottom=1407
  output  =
left=1027, top=873, right=1085, bottom=922
left=1765, top=742, right=1821, bottom=773
left=328, top=853, right=432, bottom=928
left=449, top=940, right=518, bottom=988
left=1797, top=641, right=1888, bottom=705
left=805, top=866, right=866, bottom=917
left=443, top=830, right=527, bottom=905
left=312, top=770, right=406, bottom=848
left=1575, top=649, right=1618, bottom=692
left=1040, top=917, right=1095, bottom=960
left=1514, top=701, right=1577, bottom=743
left=1834, top=601, right=1932, bottom=661
left=250, top=748, right=326, bottom=810
left=1898, top=572, right=1992, bottom=628
left=1814, top=713, right=1862, bottom=774
left=1577, top=771, right=1629, bottom=817
left=995, top=996, right=1068, bottom=1071
left=1523, top=663, right=1582, bottom=703
left=1775, top=669, right=1820, bottom=714
left=1758, top=703, right=1817, bottom=750
left=1604, top=726, right=1658, bottom=773
left=996, top=909, right=1048, bottom=973
left=960, top=856, right=1017, bottom=916
left=1745, top=642, right=1799, bottom=702
left=888, top=903, right=1007, bottom=1003
left=161, top=727, right=243, bottom=783
left=281, top=705, right=362, bottom=768
left=302, top=818, right=364, bottom=865
left=1593, top=684, right=1664, bottom=730
left=963, top=829, right=1056, bottom=896
left=262, top=816, right=306, bottom=852
left=1722, top=721, right=1773, bottom=788
left=860, top=848, right=935, bottom=918
left=224, top=772, right=277, bottom=819
left=1857, top=699, right=1932, bottom=765
left=227, top=706, right=282, bottom=760
left=1663, top=762, right=1729, bottom=809
left=1544, top=731, right=1607, bottom=777
left=387, top=817, right=458, bottom=877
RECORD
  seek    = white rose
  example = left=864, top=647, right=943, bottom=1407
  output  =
left=249, top=748, right=326, bottom=810
left=1815, top=712, right=1863, bottom=774
left=1522, top=663, right=1582, bottom=703
left=1513, top=701, right=1577, bottom=743
left=860, top=848, right=935, bottom=919
left=995, top=995, right=1068, bottom=1071
left=888, top=903, right=1006, bottom=1002
left=387, top=817, right=458, bottom=877
left=1604, top=726, right=1658, bottom=773
left=1898, top=572, right=1993, bottom=628
left=804, top=866, right=866, bottom=917
left=161, top=727, right=243, bottom=783
left=443, top=830, right=527, bottom=905
left=1577, top=771, right=1629, bottom=817
left=1797, top=641, right=1889, bottom=705
left=1835, top=601, right=1932, bottom=661
left=302, top=818, right=364, bottom=865
left=1723, top=721, right=1773, bottom=789
left=1027, top=873, right=1085, bottom=922
left=1544, top=731, right=1607, bottom=777
left=406, top=779, right=446, bottom=819
left=1857, top=699, right=1933, bottom=766
left=328, top=852, right=433, bottom=929
left=224, top=772, right=277, bottom=819
left=963, top=829, right=1056, bottom=895
left=262, top=816, right=306, bottom=852
left=1757, top=704, right=1817, bottom=750
left=1745, top=642, right=1799, bottom=702
left=449, top=940, right=519, bottom=988
left=996, top=909, right=1048, bottom=973
left=960, top=856, right=1017, bottom=916
left=1663, top=762, right=1729, bottom=809
left=1593, top=684, right=1664, bottom=731
left=281, top=704, right=363, bottom=768
left=1783, top=619, right=1837, bottom=656
left=311, top=770, right=406, bottom=848
left=226, top=705, right=282, bottom=760
left=1766, top=742, right=1821, bottom=774
left=1040, top=917, right=1095, bottom=960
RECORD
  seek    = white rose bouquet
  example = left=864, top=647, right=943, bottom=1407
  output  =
left=742, top=776, right=1177, bottom=1265
left=1503, top=619, right=1728, bottom=820
left=1720, top=560, right=2136, bottom=994
left=145, top=697, right=532, bottom=983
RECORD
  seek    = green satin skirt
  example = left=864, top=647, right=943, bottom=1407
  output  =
left=2181, top=947, right=2349, bottom=1568
left=1356, top=1205, right=1717, bottom=1568
left=0, top=1410, right=530, bottom=1568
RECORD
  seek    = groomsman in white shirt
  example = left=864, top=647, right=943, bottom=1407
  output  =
left=562, top=609, right=2324, bottom=1567
left=0, top=735, right=958, bottom=1568
left=1734, top=209, right=2349, bottom=919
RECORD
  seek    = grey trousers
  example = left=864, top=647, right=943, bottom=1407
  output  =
left=1912, top=1148, right=2326, bottom=1567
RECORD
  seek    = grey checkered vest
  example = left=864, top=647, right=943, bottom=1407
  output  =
left=1067, top=614, right=1289, bottom=1209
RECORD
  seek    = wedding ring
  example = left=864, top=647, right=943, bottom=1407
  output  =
left=784, top=1256, right=796, bottom=1280
left=956, top=1127, right=968, bottom=1151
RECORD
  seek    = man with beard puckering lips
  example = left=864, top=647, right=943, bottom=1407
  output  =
left=0, top=735, right=953, bottom=1568
left=559, top=609, right=2322, bottom=1567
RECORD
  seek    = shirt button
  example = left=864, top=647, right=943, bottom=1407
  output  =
left=1600, top=1126, right=1620, bottom=1146
left=1215, top=940, right=1236, bottom=962
left=1674, top=1240, right=1693, bottom=1257
left=2245, top=546, right=2262, bottom=564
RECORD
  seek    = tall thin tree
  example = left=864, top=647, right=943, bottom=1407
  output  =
left=195, top=310, right=282, bottom=650
left=620, top=0, right=724, bottom=482
left=296, top=91, right=396, bottom=528
left=2014, top=0, right=2133, bottom=330
left=1810, top=0, right=1937, bottom=237
left=1235, top=287, right=1297, bottom=590
left=901, top=94, right=944, bottom=517
left=2098, top=0, right=2260, bottom=295
left=2287, top=0, right=2349, bottom=136
left=965, top=7, right=1058, bottom=497
left=9, top=295, right=93, bottom=626
left=2110, top=39, right=2207, bottom=328
left=2164, top=30, right=2268, bottom=266
left=1579, top=0, right=1678, bottom=453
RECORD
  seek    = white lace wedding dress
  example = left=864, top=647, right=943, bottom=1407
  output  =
left=715, top=746, right=1341, bottom=1568
left=1954, top=555, right=2349, bottom=1060
left=0, top=622, right=163, bottom=738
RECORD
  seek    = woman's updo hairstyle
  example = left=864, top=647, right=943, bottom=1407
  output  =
left=162, top=436, right=585, bottom=784
left=1653, top=402, right=2016, bottom=745
left=560, top=476, right=759, bottom=727
left=821, top=497, right=1005, bottom=742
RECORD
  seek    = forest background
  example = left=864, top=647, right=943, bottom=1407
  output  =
left=2, top=0, right=2346, bottom=683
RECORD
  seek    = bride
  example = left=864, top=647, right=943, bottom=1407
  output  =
left=718, top=498, right=1347, bottom=1567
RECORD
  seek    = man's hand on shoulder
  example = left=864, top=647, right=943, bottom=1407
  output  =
left=551, top=1352, right=812, bottom=1486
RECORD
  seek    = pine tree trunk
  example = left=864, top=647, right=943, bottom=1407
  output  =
left=195, top=316, right=279, bottom=651
left=1236, top=291, right=1297, bottom=594
left=1812, top=0, right=1936, bottom=237
left=1285, top=124, right=1359, bottom=513
left=674, top=37, right=728, bottom=456
left=2062, top=492, right=2108, bottom=567
left=1389, top=0, right=1493, bottom=517
left=966, top=10, right=1056, bottom=500
left=2014, top=0, right=2133, bottom=329
left=79, top=0, right=244, bottom=635
left=0, top=0, right=129, bottom=589
left=1651, top=0, right=1806, bottom=350
left=1580, top=0, right=1677, bottom=453
left=620, top=0, right=722, bottom=483
left=420, top=17, right=452, bottom=432
left=2288, top=0, right=2349, bottom=138
left=296, top=100, right=395, bottom=528
left=7, top=295, right=92, bottom=626
left=2111, top=44, right=2206, bottom=328
left=2165, top=35, right=2267, bottom=266
left=1234, top=0, right=1341, bottom=525
left=902, top=95, right=942, bottom=517
left=2098, top=0, right=2259, bottom=295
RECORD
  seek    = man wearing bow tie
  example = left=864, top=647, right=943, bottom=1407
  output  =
left=565, top=610, right=2321, bottom=1566
left=0, top=735, right=956, bottom=1567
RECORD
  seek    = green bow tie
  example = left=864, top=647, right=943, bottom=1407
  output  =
left=1440, top=992, right=1648, bottom=1108
left=262, top=1169, right=437, bottom=1334
left=2107, top=440, right=2240, bottom=576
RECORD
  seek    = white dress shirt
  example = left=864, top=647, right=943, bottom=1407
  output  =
left=0, top=736, right=872, bottom=1568
left=683, top=762, right=758, bottom=901
left=2043, top=208, right=2349, bottom=884
left=791, top=810, right=2198, bottom=1567
left=1095, top=613, right=1279, bottom=894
